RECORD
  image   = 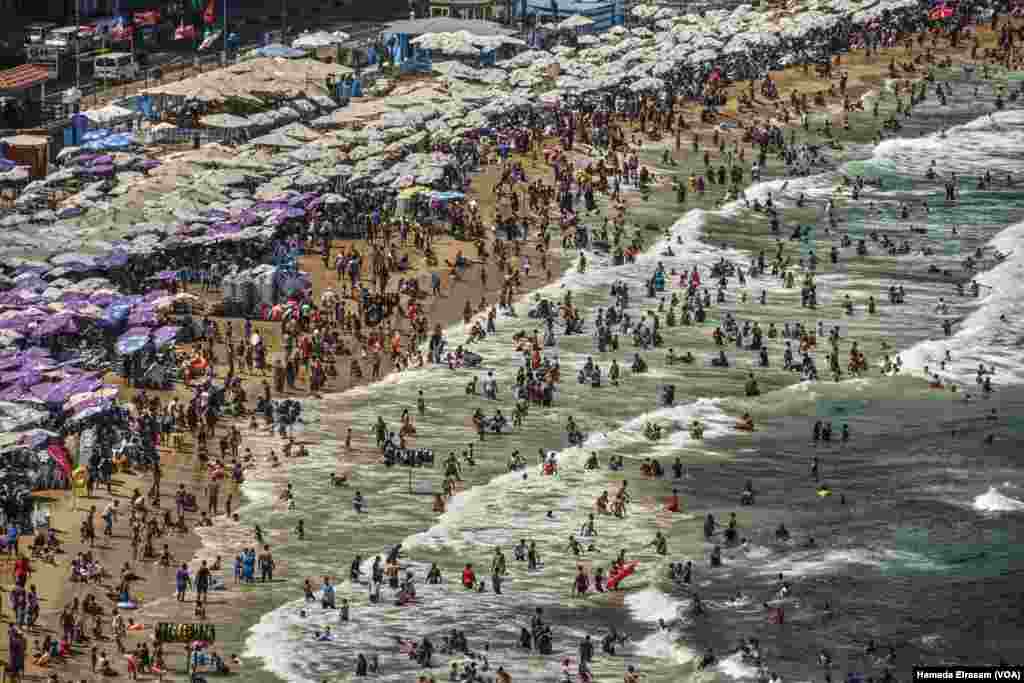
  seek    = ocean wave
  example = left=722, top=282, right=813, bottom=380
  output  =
left=874, top=109, right=1024, bottom=176
left=754, top=547, right=943, bottom=577
left=899, top=219, right=1024, bottom=385
left=718, top=652, right=762, bottom=680
left=972, top=486, right=1024, bottom=513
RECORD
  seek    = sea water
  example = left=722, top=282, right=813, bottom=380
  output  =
left=144, top=75, right=1024, bottom=683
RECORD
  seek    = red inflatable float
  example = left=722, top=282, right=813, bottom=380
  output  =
left=606, top=560, right=640, bottom=590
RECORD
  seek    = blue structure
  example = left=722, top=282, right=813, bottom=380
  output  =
left=518, top=0, right=623, bottom=31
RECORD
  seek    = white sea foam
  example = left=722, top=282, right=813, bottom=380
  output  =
left=718, top=652, right=762, bottom=680
left=755, top=547, right=941, bottom=577
left=633, top=629, right=697, bottom=664
left=625, top=588, right=687, bottom=624
left=972, top=486, right=1024, bottom=512
left=899, top=220, right=1024, bottom=385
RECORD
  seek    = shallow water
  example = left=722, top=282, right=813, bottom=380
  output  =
left=155, top=73, right=1024, bottom=683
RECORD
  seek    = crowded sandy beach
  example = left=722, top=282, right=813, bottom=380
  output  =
left=1, top=1, right=1023, bottom=682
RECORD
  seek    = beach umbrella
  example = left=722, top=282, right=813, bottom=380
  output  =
left=201, top=113, right=252, bottom=129
left=249, top=133, right=303, bottom=148
left=65, top=386, right=118, bottom=412
left=0, top=330, right=23, bottom=347
left=289, top=146, right=325, bottom=163
left=0, top=214, right=28, bottom=228
left=152, top=325, right=181, bottom=349
left=652, top=61, right=680, bottom=77
left=67, top=403, right=112, bottom=424
left=558, top=14, right=594, bottom=30
left=115, top=329, right=150, bottom=355
left=57, top=206, right=84, bottom=219
left=248, top=44, right=307, bottom=59
left=0, top=368, right=42, bottom=387
left=56, top=146, right=82, bottom=162
left=0, top=167, right=29, bottom=184
left=0, top=401, right=48, bottom=432
left=688, top=48, right=719, bottom=65
left=81, top=129, right=111, bottom=142
left=290, top=172, right=327, bottom=188
left=292, top=30, right=346, bottom=49
left=32, top=314, right=78, bottom=338
left=630, top=77, right=664, bottom=92
left=43, top=169, right=76, bottom=186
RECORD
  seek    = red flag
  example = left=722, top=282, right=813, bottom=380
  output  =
left=133, top=10, right=161, bottom=26
left=203, top=0, right=216, bottom=25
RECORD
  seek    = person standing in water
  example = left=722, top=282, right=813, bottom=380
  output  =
left=491, top=548, right=507, bottom=594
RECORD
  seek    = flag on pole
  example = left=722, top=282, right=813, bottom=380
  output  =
left=203, top=0, right=216, bottom=25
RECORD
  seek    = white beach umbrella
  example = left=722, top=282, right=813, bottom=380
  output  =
left=630, top=76, right=664, bottom=92
left=558, top=14, right=595, bottom=30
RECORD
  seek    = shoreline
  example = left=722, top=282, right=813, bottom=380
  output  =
left=8, top=17, right=1020, bottom=683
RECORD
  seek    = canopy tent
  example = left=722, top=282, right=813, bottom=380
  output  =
left=292, top=30, right=350, bottom=49
left=247, top=44, right=307, bottom=59
left=82, top=104, right=136, bottom=126
left=0, top=64, right=51, bottom=94
left=115, top=328, right=150, bottom=355
left=383, top=18, right=515, bottom=37
left=558, top=14, right=595, bottom=30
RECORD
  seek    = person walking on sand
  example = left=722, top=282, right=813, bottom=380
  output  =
left=175, top=563, right=191, bottom=602
left=196, top=560, right=211, bottom=604
left=259, top=545, right=275, bottom=582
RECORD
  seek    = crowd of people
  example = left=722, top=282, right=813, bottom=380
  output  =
left=3, top=2, right=1018, bottom=681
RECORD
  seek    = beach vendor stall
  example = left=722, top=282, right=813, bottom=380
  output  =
left=223, top=265, right=312, bottom=319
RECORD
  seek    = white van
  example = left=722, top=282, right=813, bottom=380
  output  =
left=25, top=22, right=57, bottom=46
left=94, top=52, right=139, bottom=82
left=24, top=22, right=57, bottom=62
